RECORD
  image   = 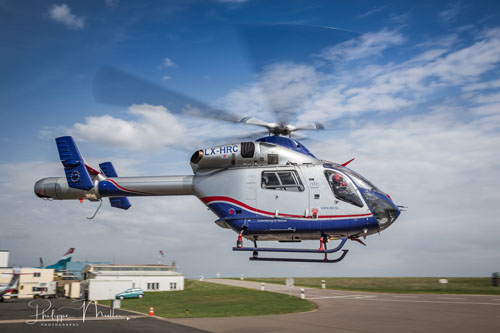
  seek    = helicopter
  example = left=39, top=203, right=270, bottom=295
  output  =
left=34, top=127, right=401, bottom=263
left=33, top=25, right=402, bottom=263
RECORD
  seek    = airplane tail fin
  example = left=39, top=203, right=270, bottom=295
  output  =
left=46, top=248, right=74, bottom=271
left=62, top=248, right=75, bottom=259
left=0, top=269, right=21, bottom=296
left=56, top=136, right=94, bottom=190
left=99, top=162, right=132, bottom=210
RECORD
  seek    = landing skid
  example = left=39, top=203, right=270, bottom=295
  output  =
left=233, top=237, right=349, bottom=263
left=249, top=250, right=348, bottom=263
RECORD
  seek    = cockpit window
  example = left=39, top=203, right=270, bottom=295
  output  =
left=324, top=170, right=364, bottom=207
left=262, top=170, right=304, bottom=192
left=324, top=163, right=380, bottom=192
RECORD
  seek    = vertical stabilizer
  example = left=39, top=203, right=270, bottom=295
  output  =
left=45, top=248, right=74, bottom=271
left=55, top=136, right=94, bottom=190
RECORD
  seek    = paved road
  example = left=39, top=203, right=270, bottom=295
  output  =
left=0, top=298, right=207, bottom=332
left=169, top=279, right=500, bottom=333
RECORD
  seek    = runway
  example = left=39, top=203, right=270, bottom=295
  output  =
left=1, top=281, right=498, bottom=332
left=169, top=279, right=500, bottom=333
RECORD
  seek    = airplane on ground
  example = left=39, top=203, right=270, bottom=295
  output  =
left=0, top=269, right=21, bottom=302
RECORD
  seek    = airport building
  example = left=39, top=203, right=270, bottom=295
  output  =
left=0, top=267, right=55, bottom=299
left=81, top=264, right=184, bottom=300
left=0, top=250, right=8, bottom=267
left=65, top=261, right=112, bottom=280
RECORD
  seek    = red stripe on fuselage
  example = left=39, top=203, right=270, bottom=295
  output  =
left=85, top=164, right=101, bottom=175
left=105, top=179, right=156, bottom=196
left=201, top=196, right=372, bottom=219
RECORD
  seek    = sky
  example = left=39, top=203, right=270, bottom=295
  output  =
left=1, top=0, right=500, bottom=278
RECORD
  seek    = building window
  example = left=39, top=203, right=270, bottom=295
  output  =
left=170, top=282, right=177, bottom=290
left=147, top=282, right=159, bottom=290
left=33, top=272, right=41, bottom=277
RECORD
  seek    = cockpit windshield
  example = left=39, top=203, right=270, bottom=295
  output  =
left=323, top=163, right=381, bottom=192
left=324, top=170, right=364, bottom=207
left=324, top=162, right=400, bottom=229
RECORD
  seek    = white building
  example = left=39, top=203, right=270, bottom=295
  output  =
left=81, top=264, right=184, bottom=301
left=0, top=267, right=55, bottom=299
left=0, top=250, right=8, bottom=267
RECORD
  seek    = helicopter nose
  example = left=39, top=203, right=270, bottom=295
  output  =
left=362, top=191, right=400, bottom=231
left=377, top=197, right=400, bottom=230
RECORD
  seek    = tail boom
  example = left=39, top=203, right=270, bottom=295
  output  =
left=35, top=175, right=194, bottom=200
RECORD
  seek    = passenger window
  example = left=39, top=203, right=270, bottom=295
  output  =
left=324, top=170, right=363, bottom=207
left=262, top=171, right=304, bottom=192
left=263, top=172, right=280, bottom=187
left=277, top=172, right=296, bottom=185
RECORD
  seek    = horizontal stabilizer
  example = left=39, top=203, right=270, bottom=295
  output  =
left=56, top=136, right=94, bottom=190
left=109, top=197, right=131, bottom=210
left=99, top=162, right=132, bottom=210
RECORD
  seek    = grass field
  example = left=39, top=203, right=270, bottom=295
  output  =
left=239, top=277, right=500, bottom=295
left=103, top=280, right=314, bottom=318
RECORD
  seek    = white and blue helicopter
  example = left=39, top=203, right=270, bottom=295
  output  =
left=34, top=121, right=401, bottom=263
left=34, top=25, right=402, bottom=263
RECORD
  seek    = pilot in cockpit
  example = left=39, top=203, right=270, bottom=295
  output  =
left=327, top=171, right=364, bottom=207
left=332, top=174, right=347, bottom=191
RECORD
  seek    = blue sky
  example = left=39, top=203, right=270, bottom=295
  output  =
left=2, top=1, right=500, bottom=277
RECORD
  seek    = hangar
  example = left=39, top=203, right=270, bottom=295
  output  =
left=81, top=264, right=184, bottom=301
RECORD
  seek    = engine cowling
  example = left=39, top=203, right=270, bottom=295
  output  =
left=190, top=141, right=318, bottom=172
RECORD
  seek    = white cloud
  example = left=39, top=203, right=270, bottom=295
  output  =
left=440, top=2, right=462, bottom=24
left=159, top=57, right=176, bottom=69
left=219, top=63, right=320, bottom=121
left=47, top=4, right=84, bottom=30
left=71, top=104, right=187, bottom=151
left=318, top=30, right=405, bottom=63
left=162, top=75, right=171, bottom=81
left=68, top=104, right=243, bottom=151
left=302, top=27, right=500, bottom=123
left=462, top=79, right=500, bottom=92
left=219, top=28, right=500, bottom=127
left=358, top=5, right=388, bottom=18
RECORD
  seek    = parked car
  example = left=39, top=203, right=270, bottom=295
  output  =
left=115, top=288, right=144, bottom=300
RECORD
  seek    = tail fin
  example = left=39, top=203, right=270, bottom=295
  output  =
left=99, top=162, right=132, bottom=210
left=56, top=136, right=94, bottom=190
left=45, top=248, right=74, bottom=271
left=0, top=269, right=20, bottom=296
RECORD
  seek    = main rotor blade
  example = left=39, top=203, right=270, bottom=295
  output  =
left=238, top=24, right=359, bottom=124
left=92, top=66, right=242, bottom=123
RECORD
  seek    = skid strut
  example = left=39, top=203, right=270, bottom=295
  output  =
left=233, top=237, right=349, bottom=263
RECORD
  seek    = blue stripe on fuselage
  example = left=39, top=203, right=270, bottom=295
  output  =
left=207, top=201, right=378, bottom=234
